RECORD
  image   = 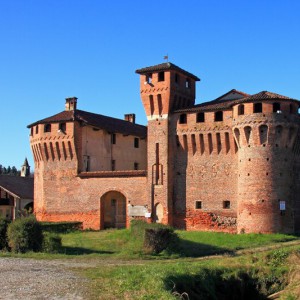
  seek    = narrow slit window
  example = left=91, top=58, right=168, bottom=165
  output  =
left=185, top=78, right=191, bottom=88
left=134, top=162, right=139, bottom=170
left=111, top=133, right=116, bottom=144
left=134, top=137, right=139, bottom=148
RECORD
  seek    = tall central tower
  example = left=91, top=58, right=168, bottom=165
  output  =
left=136, top=62, right=200, bottom=224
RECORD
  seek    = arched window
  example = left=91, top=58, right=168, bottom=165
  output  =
left=179, top=114, right=187, bottom=124
left=273, top=102, right=281, bottom=113
left=215, top=111, right=223, bottom=122
left=254, top=103, right=262, bottom=113
left=44, top=124, right=51, bottom=133
left=238, top=104, right=244, bottom=115
left=196, top=112, right=205, bottom=123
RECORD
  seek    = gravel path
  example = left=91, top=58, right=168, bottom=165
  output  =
left=0, top=258, right=90, bottom=300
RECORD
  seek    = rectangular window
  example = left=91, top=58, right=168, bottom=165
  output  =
left=175, top=73, right=180, bottom=83
left=185, top=78, right=190, bottom=88
left=59, top=123, right=66, bottom=132
left=35, top=125, right=39, bottom=134
left=111, top=159, right=116, bottom=171
left=158, top=71, right=165, bottom=82
left=134, top=162, right=139, bottom=170
left=223, top=200, right=230, bottom=209
left=196, top=112, right=205, bottom=123
left=195, top=201, right=202, bottom=209
left=146, top=73, right=152, bottom=84
left=111, top=133, right=116, bottom=144
left=134, top=137, right=139, bottom=148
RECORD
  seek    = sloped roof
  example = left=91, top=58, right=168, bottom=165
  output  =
left=0, top=175, right=33, bottom=199
left=176, top=90, right=299, bottom=113
left=135, top=62, right=200, bottom=81
left=27, top=110, right=147, bottom=138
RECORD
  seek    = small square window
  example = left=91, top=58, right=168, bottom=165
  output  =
left=195, top=201, right=202, bottom=209
left=196, top=112, right=205, bottom=123
left=223, top=200, right=230, bottom=209
left=134, top=137, right=139, bottom=148
left=44, top=124, right=51, bottom=133
left=179, top=114, right=187, bottom=124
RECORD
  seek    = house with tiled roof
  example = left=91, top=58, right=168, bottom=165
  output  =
left=0, top=160, right=33, bottom=220
left=27, top=62, right=300, bottom=234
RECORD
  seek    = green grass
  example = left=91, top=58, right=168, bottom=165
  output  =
left=60, top=229, right=298, bottom=259
left=1, top=227, right=299, bottom=299
left=1, top=228, right=298, bottom=260
left=81, top=246, right=300, bottom=299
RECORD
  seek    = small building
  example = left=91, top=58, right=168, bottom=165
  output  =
left=0, top=159, right=33, bottom=220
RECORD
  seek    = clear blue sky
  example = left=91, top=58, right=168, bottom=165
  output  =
left=0, top=0, right=299, bottom=169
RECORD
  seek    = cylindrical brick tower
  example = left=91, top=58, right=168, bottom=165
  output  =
left=233, top=92, right=300, bottom=233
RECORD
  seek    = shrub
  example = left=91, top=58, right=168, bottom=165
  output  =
left=7, top=215, right=43, bottom=253
left=130, top=220, right=178, bottom=254
left=42, top=232, right=62, bottom=253
left=144, top=227, right=178, bottom=254
left=0, top=217, right=9, bottom=250
left=40, top=221, right=82, bottom=233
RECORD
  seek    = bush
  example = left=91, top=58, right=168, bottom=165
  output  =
left=40, top=221, right=82, bottom=233
left=144, top=227, right=177, bottom=254
left=7, top=215, right=43, bottom=253
left=42, top=232, right=62, bottom=253
left=0, top=217, right=9, bottom=250
left=130, top=219, right=178, bottom=254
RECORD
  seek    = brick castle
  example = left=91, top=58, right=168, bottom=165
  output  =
left=28, top=62, right=300, bottom=234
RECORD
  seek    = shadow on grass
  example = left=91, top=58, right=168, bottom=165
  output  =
left=164, top=269, right=270, bottom=300
left=172, top=238, right=234, bottom=258
left=60, top=246, right=115, bottom=255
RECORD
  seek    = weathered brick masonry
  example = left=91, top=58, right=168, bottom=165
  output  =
left=28, top=62, right=300, bottom=233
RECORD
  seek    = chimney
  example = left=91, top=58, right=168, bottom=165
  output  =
left=65, top=97, right=78, bottom=111
left=124, top=113, right=136, bottom=124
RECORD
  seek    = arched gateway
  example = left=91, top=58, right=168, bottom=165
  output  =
left=100, top=191, right=126, bottom=229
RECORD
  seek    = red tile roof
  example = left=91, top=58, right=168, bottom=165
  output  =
left=136, top=62, right=200, bottom=81
left=27, top=110, right=147, bottom=138
left=0, top=175, right=33, bottom=199
left=176, top=90, right=299, bottom=113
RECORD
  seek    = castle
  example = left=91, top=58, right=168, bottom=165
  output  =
left=28, top=62, right=300, bottom=234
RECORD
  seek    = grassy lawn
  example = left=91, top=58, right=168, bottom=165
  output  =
left=59, top=229, right=298, bottom=259
left=1, top=226, right=299, bottom=299
left=81, top=245, right=300, bottom=299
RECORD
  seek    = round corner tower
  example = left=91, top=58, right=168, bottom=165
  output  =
left=232, top=92, right=300, bottom=233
